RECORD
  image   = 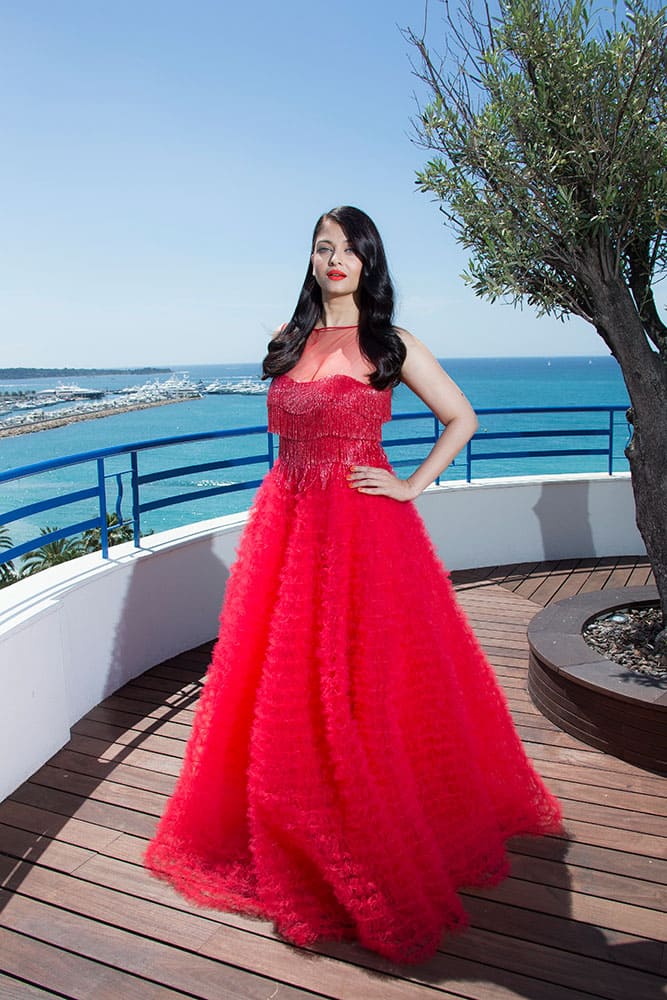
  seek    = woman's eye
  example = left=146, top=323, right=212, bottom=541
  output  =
left=344, top=248, right=357, bottom=255
left=316, top=246, right=333, bottom=254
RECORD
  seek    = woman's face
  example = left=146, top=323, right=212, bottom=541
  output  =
left=311, top=218, right=363, bottom=297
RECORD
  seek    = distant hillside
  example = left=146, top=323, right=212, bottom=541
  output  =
left=0, top=367, right=172, bottom=379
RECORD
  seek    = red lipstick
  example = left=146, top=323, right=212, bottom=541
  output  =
left=327, top=269, right=346, bottom=280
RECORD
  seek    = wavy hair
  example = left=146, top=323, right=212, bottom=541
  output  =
left=262, top=206, right=406, bottom=390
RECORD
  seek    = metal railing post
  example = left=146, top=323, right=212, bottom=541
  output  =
left=130, top=451, right=141, bottom=548
left=608, top=408, right=614, bottom=476
left=96, top=458, right=109, bottom=559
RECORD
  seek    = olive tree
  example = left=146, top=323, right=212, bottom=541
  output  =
left=407, top=0, right=667, bottom=625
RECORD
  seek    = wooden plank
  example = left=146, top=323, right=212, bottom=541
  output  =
left=543, top=776, right=667, bottom=818
left=0, top=927, right=193, bottom=1000
left=457, top=590, right=538, bottom=611
left=439, top=924, right=665, bottom=1000
left=463, top=876, right=665, bottom=940
left=0, top=856, right=221, bottom=953
left=467, top=631, right=531, bottom=649
left=508, top=835, right=667, bottom=884
left=451, top=565, right=501, bottom=587
left=626, top=563, right=656, bottom=587
left=0, top=970, right=66, bottom=1000
left=551, top=819, right=666, bottom=859
left=525, top=740, right=665, bottom=779
left=491, top=562, right=543, bottom=594
left=9, top=784, right=156, bottom=839
left=64, top=734, right=182, bottom=775
left=28, top=765, right=169, bottom=815
left=81, top=706, right=193, bottom=742
left=542, top=560, right=593, bottom=602
left=528, top=560, right=583, bottom=607
left=465, top=895, right=663, bottom=976
left=0, top=822, right=96, bottom=874
left=508, top=853, right=665, bottom=910
left=94, top=694, right=196, bottom=723
left=65, top=728, right=185, bottom=762
left=0, top=800, right=123, bottom=853
left=143, top=662, right=208, bottom=684
left=535, top=758, right=667, bottom=799
left=72, top=717, right=189, bottom=747
left=0, top=890, right=321, bottom=1000
left=117, top=674, right=203, bottom=696
left=557, top=797, right=667, bottom=838
left=511, top=568, right=556, bottom=601
left=605, top=559, right=641, bottom=590
left=577, top=562, right=621, bottom=594
left=46, top=749, right=177, bottom=796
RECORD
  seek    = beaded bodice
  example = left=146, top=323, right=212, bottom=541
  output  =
left=267, top=364, right=392, bottom=490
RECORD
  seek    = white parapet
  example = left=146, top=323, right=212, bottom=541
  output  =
left=0, top=473, right=644, bottom=800
left=418, top=472, right=643, bottom=570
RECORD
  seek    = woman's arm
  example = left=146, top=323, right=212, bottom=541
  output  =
left=348, top=330, right=478, bottom=501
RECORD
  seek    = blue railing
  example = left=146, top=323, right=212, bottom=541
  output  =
left=0, top=404, right=629, bottom=567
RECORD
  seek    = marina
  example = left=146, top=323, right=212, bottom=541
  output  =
left=0, top=372, right=268, bottom=437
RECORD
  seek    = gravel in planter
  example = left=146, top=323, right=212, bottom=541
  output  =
left=583, top=605, right=667, bottom=679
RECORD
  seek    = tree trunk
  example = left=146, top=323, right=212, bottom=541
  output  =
left=591, top=274, right=667, bottom=622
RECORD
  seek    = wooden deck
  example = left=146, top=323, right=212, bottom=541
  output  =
left=1, top=556, right=665, bottom=1000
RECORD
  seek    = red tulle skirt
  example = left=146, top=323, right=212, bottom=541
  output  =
left=144, top=465, right=562, bottom=964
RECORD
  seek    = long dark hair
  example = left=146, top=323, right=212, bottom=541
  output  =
left=262, top=206, right=406, bottom=390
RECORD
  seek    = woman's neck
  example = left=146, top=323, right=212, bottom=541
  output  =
left=319, top=298, right=360, bottom=329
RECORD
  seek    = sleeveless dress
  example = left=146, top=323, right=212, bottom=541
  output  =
left=144, top=327, right=562, bottom=965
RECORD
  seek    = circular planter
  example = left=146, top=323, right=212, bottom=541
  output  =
left=527, top=586, right=666, bottom=775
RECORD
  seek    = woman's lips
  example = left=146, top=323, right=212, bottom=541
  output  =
left=327, top=270, right=346, bottom=280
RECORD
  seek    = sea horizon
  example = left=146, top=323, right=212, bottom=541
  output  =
left=1, top=351, right=615, bottom=377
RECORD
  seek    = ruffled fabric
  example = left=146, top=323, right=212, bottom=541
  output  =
left=144, top=374, right=562, bottom=965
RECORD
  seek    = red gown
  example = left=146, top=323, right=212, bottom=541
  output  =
left=144, top=330, right=562, bottom=965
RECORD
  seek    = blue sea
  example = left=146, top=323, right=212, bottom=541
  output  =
left=0, top=357, right=629, bottom=549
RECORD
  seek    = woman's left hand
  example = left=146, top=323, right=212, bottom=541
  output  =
left=347, top=466, right=419, bottom=502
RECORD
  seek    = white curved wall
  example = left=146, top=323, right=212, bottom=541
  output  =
left=0, top=473, right=644, bottom=800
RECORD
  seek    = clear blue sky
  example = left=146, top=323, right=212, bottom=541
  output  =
left=1, top=0, right=606, bottom=366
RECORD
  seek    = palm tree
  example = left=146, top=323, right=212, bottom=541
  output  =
left=81, top=513, right=134, bottom=553
left=21, top=528, right=83, bottom=576
left=0, top=525, right=17, bottom=588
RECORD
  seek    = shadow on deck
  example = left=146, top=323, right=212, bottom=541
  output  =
left=0, top=557, right=665, bottom=999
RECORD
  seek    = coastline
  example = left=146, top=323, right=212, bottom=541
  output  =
left=0, top=397, right=191, bottom=440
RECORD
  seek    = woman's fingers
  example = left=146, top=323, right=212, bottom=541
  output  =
left=347, top=466, right=415, bottom=501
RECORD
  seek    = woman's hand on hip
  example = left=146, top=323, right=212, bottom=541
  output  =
left=347, top=466, right=419, bottom=502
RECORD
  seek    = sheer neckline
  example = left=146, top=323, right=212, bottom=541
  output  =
left=312, top=325, right=357, bottom=332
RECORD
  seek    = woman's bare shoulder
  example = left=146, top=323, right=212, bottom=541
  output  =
left=394, top=327, right=431, bottom=357
left=271, top=322, right=287, bottom=341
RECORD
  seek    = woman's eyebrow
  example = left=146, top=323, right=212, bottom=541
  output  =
left=314, top=239, right=351, bottom=248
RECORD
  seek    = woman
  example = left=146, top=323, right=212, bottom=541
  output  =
left=145, top=206, right=562, bottom=965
